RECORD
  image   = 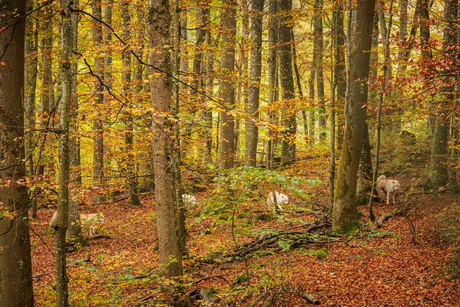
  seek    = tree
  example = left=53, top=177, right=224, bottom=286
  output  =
left=92, top=0, right=105, bottom=203
left=267, top=0, right=278, bottom=169
left=147, top=0, right=183, bottom=280
left=219, top=0, right=237, bottom=169
left=315, top=0, right=326, bottom=141
left=67, top=0, right=84, bottom=241
left=332, top=0, right=375, bottom=232
left=0, top=0, right=34, bottom=305
left=426, top=0, right=458, bottom=188
left=122, top=1, right=141, bottom=206
left=245, top=0, right=265, bottom=167
left=53, top=0, right=74, bottom=305
left=279, top=0, right=296, bottom=166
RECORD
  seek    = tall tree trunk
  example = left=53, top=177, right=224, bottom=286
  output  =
left=67, top=0, right=83, bottom=240
left=0, top=1, right=34, bottom=305
left=122, top=2, right=141, bottom=206
left=398, top=0, right=408, bottom=73
left=332, top=0, right=375, bottom=233
left=92, top=0, right=105, bottom=203
left=315, top=0, right=326, bottom=141
left=427, top=0, right=457, bottom=188
left=368, top=12, right=379, bottom=105
left=245, top=0, right=265, bottom=166
left=172, top=0, right=187, bottom=256
left=54, top=0, right=74, bottom=305
left=279, top=0, right=296, bottom=166
left=335, top=0, right=346, bottom=151
left=25, top=0, right=39, bottom=218
left=219, top=0, right=237, bottom=169
left=147, top=0, right=184, bottom=280
left=25, top=0, right=38, bottom=177
left=267, top=0, right=278, bottom=169
left=202, top=29, right=215, bottom=164
left=36, top=4, right=53, bottom=180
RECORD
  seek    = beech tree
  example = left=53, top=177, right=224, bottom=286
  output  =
left=332, top=0, right=375, bottom=232
left=219, top=0, right=237, bottom=169
left=0, top=0, right=34, bottom=305
left=426, top=0, right=458, bottom=188
left=147, top=0, right=183, bottom=279
left=279, top=0, right=296, bottom=166
left=245, top=0, right=265, bottom=166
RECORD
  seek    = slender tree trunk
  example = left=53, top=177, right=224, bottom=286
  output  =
left=202, top=30, right=214, bottom=164
left=25, top=0, right=38, bottom=178
left=245, top=0, right=265, bottom=166
left=336, top=0, right=346, bottom=151
left=25, top=0, right=39, bottom=218
left=172, top=0, right=187, bottom=255
left=279, top=0, right=296, bottom=166
left=426, top=0, right=457, bottom=188
left=36, top=5, right=53, bottom=180
left=0, top=1, right=34, bottom=305
left=67, top=0, right=83, bottom=240
left=308, top=50, right=316, bottom=144
left=267, top=0, right=278, bottom=169
left=368, top=12, right=379, bottom=105
left=147, top=0, right=184, bottom=280
left=92, top=0, right=105, bottom=203
left=398, top=0, right=408, bottom=73
left=332, top=0, right=375, bottom=232
left=219, top=0, right=237, bottom=169
left=121, top=2, right=141, bottom=206
left=315, top=0, right=326, bottom=141
left=369, top=0, right=393, bottom=221
left=54, top=0, right=74, bottom=305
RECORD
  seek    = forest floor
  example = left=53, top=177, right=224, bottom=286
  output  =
left=31, top=156, right=460, bottom=306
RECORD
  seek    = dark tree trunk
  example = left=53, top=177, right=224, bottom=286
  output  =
left=332, top=0, right=375, bottom=233
left=315, top=0, right=326, bottom=141
left=245, top=0, right=265, bottom=166
left=267, top=0, right=278, bottom=169
left=92, top=0, right=105, bottom=203
left=0, top=1, right=35, bottom=305
left=279, top=0, right=296, bottom=166
left=219, top=0, right=237, bottom=169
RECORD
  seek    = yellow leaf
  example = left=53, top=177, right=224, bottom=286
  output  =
left=0, top=62, right=5, bottom=65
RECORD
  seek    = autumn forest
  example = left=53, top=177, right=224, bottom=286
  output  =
left=2, top=0, right=460, bottom=305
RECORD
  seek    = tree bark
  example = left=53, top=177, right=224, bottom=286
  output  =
left=92, top=0, right=105, bottom=203
left=147, top=0, right=184, bottom=279
left=332, top=0, right=375, bottom=233
left=0, top=1, right=34, bottom=305
left=315, top=0, right=326, bottom=141
left=245, top=0, right=265, bottom=167
left=219, top=0, right=237, bottom=169
left=54, top=0, right=74, bottom=305
left=67, top=0, right=83, bottom=240
left=122, top=2, right=141, bottom=206
left=267, top=0, right=278, bottom=169
left=426, top=0, right=457, bottom=188
left=279, top=0, right=296, bottom=166
left=335, top=0, right=346, bottom=151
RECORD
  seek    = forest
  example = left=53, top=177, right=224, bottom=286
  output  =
left=1, top=0, right=460, bottom=305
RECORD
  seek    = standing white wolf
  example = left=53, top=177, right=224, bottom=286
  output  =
left=377, top=175, right=401, bottom=205
left=266, top=192, right=289, bottom=212
left=50, top=212, right=105, bottom=236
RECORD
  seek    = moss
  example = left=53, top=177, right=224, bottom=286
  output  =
left=333, top=220, right=360, bottom=234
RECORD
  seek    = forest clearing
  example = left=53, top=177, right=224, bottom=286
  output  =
left=2, top=0, right=460, bottom=306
